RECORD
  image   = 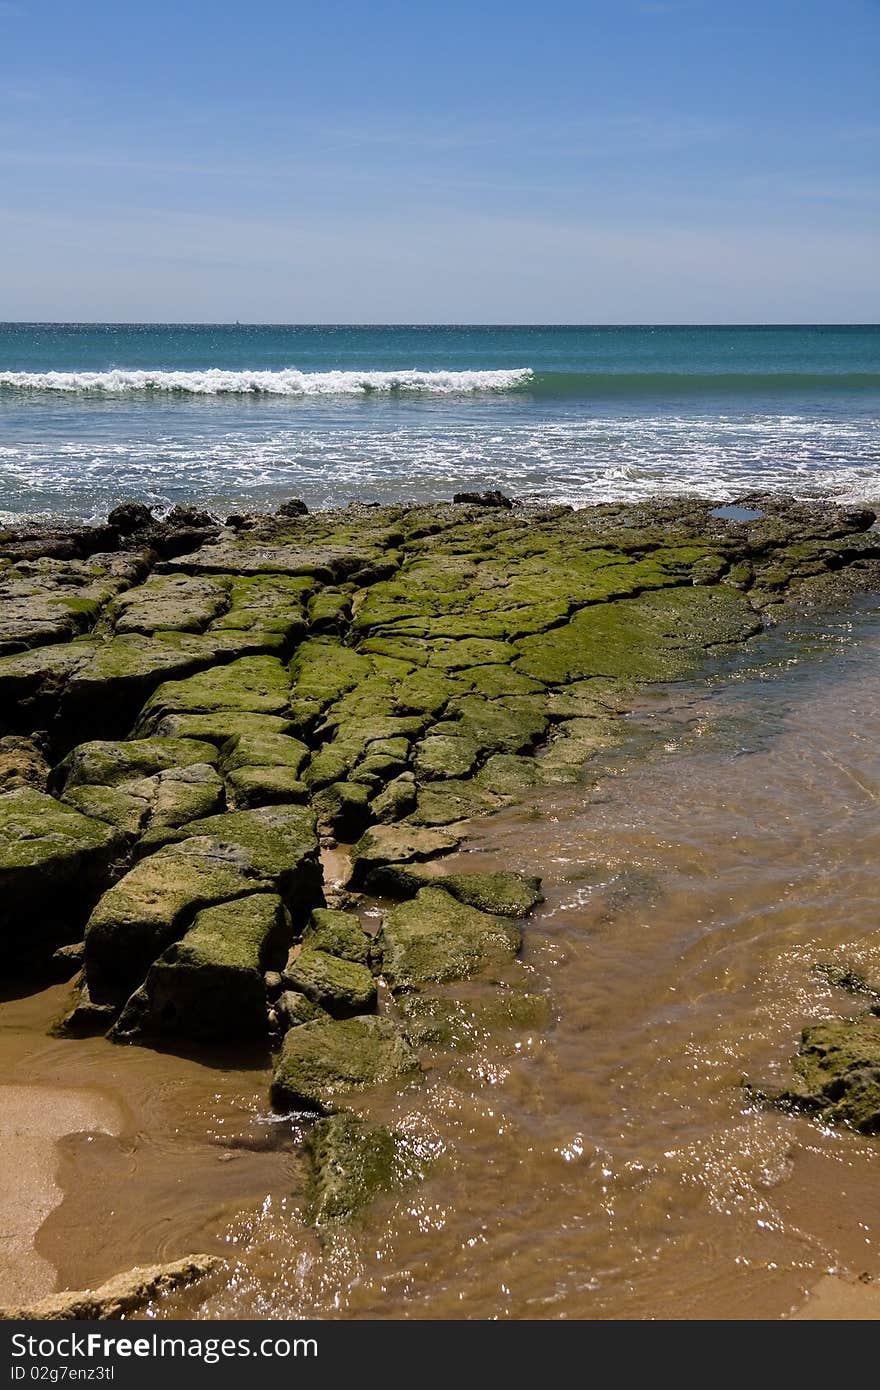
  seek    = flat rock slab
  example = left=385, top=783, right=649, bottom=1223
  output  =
left=377, top=886, right=522, bottom=991
left=270, top=1014, right=421, bottom=1112
left=365, top=866, right=543, bottom=917
left=349, top=823, right=461, bottom=888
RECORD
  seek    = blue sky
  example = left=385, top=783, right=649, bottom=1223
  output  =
left=0, top=0, right=878, bottom=322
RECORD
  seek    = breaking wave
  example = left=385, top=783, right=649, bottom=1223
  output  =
left=0, top=367, right=534, bottom=396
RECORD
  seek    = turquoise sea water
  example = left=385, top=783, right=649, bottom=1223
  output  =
left=1, top=324, right=878, bottom=520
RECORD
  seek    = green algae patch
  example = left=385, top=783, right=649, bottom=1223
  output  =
left=376, top=886, right=522, bottom=991
left=113, top=892, right=289, bottom=1041
left=410, top=778, right=500, bottom=826
left=84, top=842, right=263, bottom=1002
left=221, top=731, right=309, bottom=775
left=270, top=1014, right=421, bottom=1113
left=368, top=867, right=543, bottom=918
left=109, top=574, right=231, bottom=635
left=284, top=948, right=377, bottom=1018
left=225, top=765, right=308, bottom=808
left=514, top=585, right=760, bottom=685
left=277, top=989, right=325, bottom=1031
left=766, top=1013, right=880, bottom=1134
left=141, top=805, right=321, bottom=899
left=150, top=712, right=297, bottom=744
left=64, top=764, right=224, bottom=837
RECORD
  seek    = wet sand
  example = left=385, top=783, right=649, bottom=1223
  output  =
left=4, top=598, right=880, bottom=1319
left=0, top=1082, right=120, bottom=1305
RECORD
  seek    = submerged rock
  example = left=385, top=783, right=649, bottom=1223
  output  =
left=270, top=1014, right=421, bottom=1112
left=306, top=1113, right=427, bottom=1226
left=767, top=1013, right=880, bottom=1134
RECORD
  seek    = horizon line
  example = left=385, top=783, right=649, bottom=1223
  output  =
left=1, top=320, right=879, bottom=330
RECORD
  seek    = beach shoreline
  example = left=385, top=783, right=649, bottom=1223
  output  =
left=2, top=489, right=880, bottom=1319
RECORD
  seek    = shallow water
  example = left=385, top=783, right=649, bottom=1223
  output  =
left=5, top=597, right=880, bottom=1320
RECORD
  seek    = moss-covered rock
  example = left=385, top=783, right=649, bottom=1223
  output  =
left=109, top=574, right=231, bottom=635
left=0, top=789, right=125, bottom=965
left=270, top=1014, right=421, bottom=1112
left=221, top=731, right=309, bottom=775
left=410, top=778, right=499, bottom=826
left=276, top=988, right=325, bottom=1031
left=302, top=908, right=372, bottom=963
left=371, top=772, right=417, bottom=823
left=376, top=886, right=522, bottom=990
left=414, top=733, right=481, bottom=781
left=135, top=655, right=291, bottom=735
left=112, top=893, right=289, bottom=1041
left=767, top=1013, right=880, bottom=1134
left=64, top=763, right=225, bottom=836
left=311, top=780, right=371, bottom=839
left=85, top=806, right=320, bottom=1001
left=224, top=766, right=308, bottom=808
left=284, top=947, right=377, bottom=1017
left=150, top=711, right=297, bottom=744
left=349, top=823, right=460, bottom=887
left=367, top=866, right=542, bottom=917
left=139, top=805, right=321, bottom=900
left=56, top=737, right=219, bottom=791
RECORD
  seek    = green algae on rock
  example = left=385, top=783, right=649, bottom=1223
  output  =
left=283, top=947, right=377, bottom=1018
left=366, top=866, right=543, bottom=917
left=306, top=1113, right=428, bottom=1227
left=377, top=886, right=522, bottom=991
left=84, top=806, right=320, bottom=1002
left=302, top=908, right=372, bottom=964
left=0, top=788, right=125, bottom=964
left=766, top=1013, right=880, bottom=1134
left=270, top=1014, right=421, bottom=1112
left=113, top=892, right=290, bottom=1041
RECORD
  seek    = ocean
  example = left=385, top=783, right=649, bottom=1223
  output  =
left=1, top=323, right=878, bottom=521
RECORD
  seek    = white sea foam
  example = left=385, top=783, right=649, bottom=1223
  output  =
left=0, top=367, right=534, bottom=396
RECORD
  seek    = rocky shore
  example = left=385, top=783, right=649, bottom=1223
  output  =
left=3, top=491, right=880, bottom=1231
